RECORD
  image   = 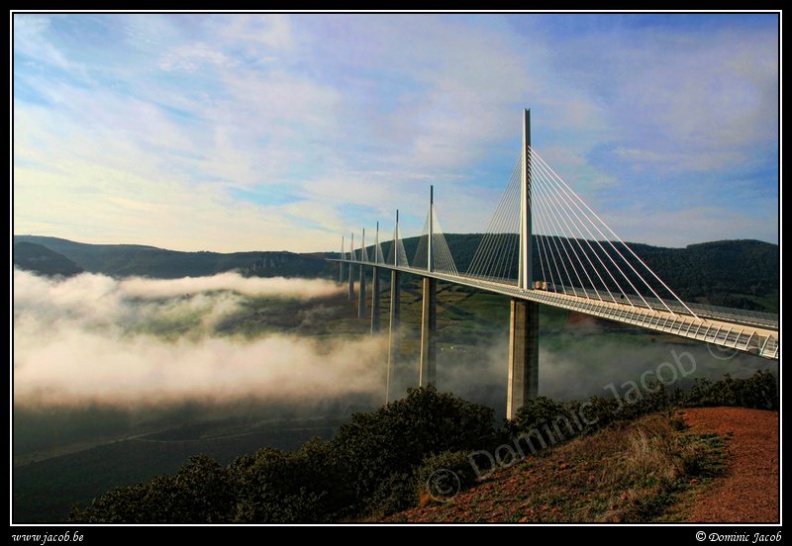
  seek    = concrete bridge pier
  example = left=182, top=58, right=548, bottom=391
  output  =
left=419, top=277, right=437, bottom=387
left=386, top=270, right=401, bottom=404
left=507, top=299, right=539, bottom=420
left=371, top=267, right=381, bottom=333
left=339, top=235, right=345, bottom=284
left=347, top=233, right=355, bottom=301
left=358, top=264, right=367, bottom=319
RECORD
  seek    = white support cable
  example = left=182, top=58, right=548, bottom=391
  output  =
left=533, top=205, right=568, bottom=292
left=467, top=155, right=522, bottom=281
left=538, top=150, right=648, bottom=306
left=531, top=150, right=637, bottom=306
left=530, top=163, right=554, bottom=288
left=533, top=203, right=566, bottom=289
left=537, top=217, right=584, bottom=297
left=535, top=232, right=549, bottom=287
left=413, top=212, right=431, bottom=269
left=532, top=176, right=591, bottom=298
left=532, top=164, right=610, bottom=303
left=534, top=149, right=669, bottom=312
left=531, top=148, right=672, bottom=308
left=430, top=207, right=459, bottom=275
left=485, top=161, right=521, bottom=280
left=529, top=147, right=701, bottom=321
left=387, top=219, right=409, bottom=268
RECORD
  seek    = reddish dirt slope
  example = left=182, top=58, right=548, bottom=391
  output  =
left=682, top=407, right=779, bottom=523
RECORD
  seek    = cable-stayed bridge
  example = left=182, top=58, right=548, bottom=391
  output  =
left=333, top=110, right=779, bottom=418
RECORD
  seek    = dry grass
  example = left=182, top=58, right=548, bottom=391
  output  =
left=383, top=412, right=726, bottom=523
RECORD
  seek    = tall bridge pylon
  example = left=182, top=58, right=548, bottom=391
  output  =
left=508, top=108, right=539, bottom=418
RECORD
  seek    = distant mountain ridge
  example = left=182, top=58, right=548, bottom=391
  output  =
left=13, top=235, right=331, bottom=280
left=13, top=234, right=779, bottom=312
left=13, top=241, right=84, bottom=277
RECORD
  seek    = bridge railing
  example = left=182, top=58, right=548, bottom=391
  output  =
left=538, top=284, right=778, bottom=329
left=334, top=258, right=779, bottom=361
left=480, top=282, right=778, bottom=361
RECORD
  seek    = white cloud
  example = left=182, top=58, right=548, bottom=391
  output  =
left=215, top=14, right=294, bottom=51
left=158, top=42, right=235, bottom=72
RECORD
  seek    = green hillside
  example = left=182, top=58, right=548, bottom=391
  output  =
left=13, top=242, right=84, bottom=277
left=13, top=235, right=333, bottom=279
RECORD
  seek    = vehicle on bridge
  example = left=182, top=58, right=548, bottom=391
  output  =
left=533, top=280, right=557, bottom=292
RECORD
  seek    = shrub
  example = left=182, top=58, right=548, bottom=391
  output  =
left=415, top=450, right=479, bottom=504
left=683, top=370, right=778, bottom=410
left=230, top=441, right=344, bottom=523
left=70, top=455, right=235, bottom=523
left=367, top=472, right=418, bottom=517
left=331, top=385, right=498, bottom=511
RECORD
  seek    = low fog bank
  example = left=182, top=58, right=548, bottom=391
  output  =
left=538, top=337, right=777, bottom=401
left=12, top=269, right=777, bottom=451
left=13, top=269, right=387, bottom=454
left=425, top=325, right=777, bottom=420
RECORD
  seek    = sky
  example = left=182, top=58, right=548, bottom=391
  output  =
left=12, top=12, right=780, bottom=253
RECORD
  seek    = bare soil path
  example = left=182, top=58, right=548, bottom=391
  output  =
left=682, top=407, right=779, bottom=523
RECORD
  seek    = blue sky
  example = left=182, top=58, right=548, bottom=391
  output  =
left=12, top=12, right=779, bottom=252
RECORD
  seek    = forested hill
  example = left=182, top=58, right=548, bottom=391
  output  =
left=12, top=235, right=331, bottom=279
left=12, top=241, right=84, bottom=277
left=13, top=234, right=778, bottom=312
left=617, top=239, right=778, bottom=311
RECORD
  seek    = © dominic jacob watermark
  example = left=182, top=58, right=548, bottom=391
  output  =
left=696, top=531, right=781, bottom=543
left=706, top=341, right=741, bottom=362
left=425, top=349, right=699, bottom=503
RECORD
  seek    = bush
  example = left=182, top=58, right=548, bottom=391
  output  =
left=230, top=440, right=347, bottom=523
left=415, top=451, right=479, bottom=504
left=683, top=370, right=778, bottom=410
left=70, top=455, right=235, bottom=523
left=367, top=472, right=418, bottom=517
left=332, top=385, right=498, bottom=511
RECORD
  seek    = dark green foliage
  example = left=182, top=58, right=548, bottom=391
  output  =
left=229, top=444, right=335, bottom=523
left=685, top=370, right=778, bottom=410
left=228, top=437, right=358, bottom=523
left=510, top=371, right=778, bottom=457
left=13, top=242, right=84, bottom=277
left=367, top=472, right=418, bottom=516
left=331, top=385, right=497, bottom=512
left=513, top=397, right=567, bottom=439
left=416, top=451, right=480, bottom=499
left=70, top=455, right=235, bottom=523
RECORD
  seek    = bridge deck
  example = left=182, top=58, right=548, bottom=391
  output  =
left=334, top=259, right=779, bottom=361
